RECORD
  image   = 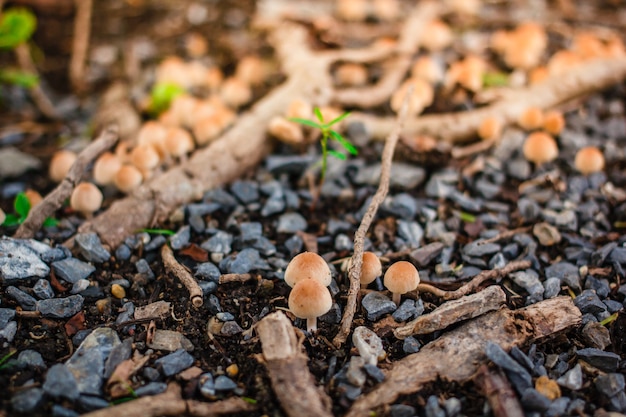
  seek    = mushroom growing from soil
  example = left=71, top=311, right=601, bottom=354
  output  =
left=542, top=110, right=565, bottom=135
left=574, top=146, right=605, bottom=175
left=284, top=251, right=332, bottom=288
left=93, top=152, right=122, bottom=185
left=49, top=150, right=77, bottom=183
left=518, top=107, right=544, bottom=131
left=522, top=131, right=559, bottom=165
left=114, top=165, right=143, bottom=193
left=478, top=116, right=502, bottom=141
left=288, top=278, right=333, bottom=332
left=384, top=261, right=420, bottom=306
left=358, top=251, right=383, bottom=289
left=70, top=182, right=103, bottom=217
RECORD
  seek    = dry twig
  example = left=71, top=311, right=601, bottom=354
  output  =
left=417, top=260, right=531, bottom=301
left=14, top=125, right=119, bottom=239
left=161, top=244, right=203, bottom=308
left=346, top=296, right=581, bottom=416
left=256, top=311, right=333, bottom=417
left=332, top=86, right=413, bottom=348
left=219, top=273, right=254, bottom=284
left=14, top=43, right=59, bottom=119
left=475, top=365, right=525, bottom=417
left=69, top=0, right=93, bottom=93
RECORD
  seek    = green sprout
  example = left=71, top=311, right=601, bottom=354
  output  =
left=146, top=82, right=185, bottom=116
left=0, top=350, right=17, bottom=371
left=138, top=228, right=176, bottom=236
left=1, top=192, right=59, bottom=227
left=0, top=8, right=39, bottom=89
left=290, top=107, right=357, bottom=183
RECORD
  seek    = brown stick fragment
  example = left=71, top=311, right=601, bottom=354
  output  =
left=14, top=43, right=60, bottom=120
left=394, top=285, right=507, bottom=339
left=346, top=296, right=581, bottom=417
left=332, top=85, right=413, bottom=348
left=69, top=0, right=93, bottom=94
left=14, top=125, right=119, bottom=239
left=256, top=311, right=333, bottom=417
left=417, top=260, right=531, bottom=301
left=161, top=244, right=203, bottom=308
left=219, top=273, right=254, bottom=284
left=478, top=227, right=532, bottom=245
left=475, top=365, right=525, bottom=417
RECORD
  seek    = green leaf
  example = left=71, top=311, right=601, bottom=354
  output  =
left=138, top=228, right=176, bottom=236
left=482, top=72, right=509, bottom=88
left=326, top=111, right=351, bottom=127
left=288, top=118, right=321, bottom=129
left=314, top=107, right=324, bottom=123
left=0, top=69, right=39, bottom=88
left=14, top=192, right=31, bottom=218
left=43, top=217, right=59, bottom=227
left=2, top=214, right=20, bottom=226
left=458, top=211, right=476, bottom=223
left=148, top=82, right=185, bottom=116
left=0, top=8, right=37, bottom=49
left=242, top=397, right=257, bottom=405
left=329, top=130, right=358, bottom=155
left=328, top=150, right=347, bottom=160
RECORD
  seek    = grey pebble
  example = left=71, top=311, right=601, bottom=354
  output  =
left=188, top=214, right=205, bottom=234
left=221, top=248, right=268, bottom=274
left=277, top=212, right=307, bottom=233
left=556, top=363, right=583, bottom=390
left=582, top=322, right=611, bottom=350
left=363, top=364, right=385, bottom=383
left=221, top=321, right=243, bottom=336
left=545, top=261, right=581, bottom=292
left=0, top=321, right=17, bottom=343
left=444, top=397, right=462, bottom=417
left=214, top=375, right=238, bottom=391
left=104, top=338, right=133, bottom=379
left=356, top=162, right=425, bottom=189
left=230, top=180, right=259, bottom=204
left=361, top=292, right=396, bottom=321
left=114, top=244, right=132, bottom=261
left=0, top=308, right=15, bottom=329
left=0, top=238, right=50, bottom=282
left=135, top=382, right=168, bottom=397
left=425, top=395, right=446, bottom=417
left=51, top=404, right=80, bottom=417
left=520, top=388, right=551, bottom=411
left=74, top=233, right=110, bottom=263
left=403, top=336, right=421, bottom=354
left=155, top=349, right=194, bottom=377
left=320, top=302, right=342, bottom=324
left=76, top=395, right=109, bottom=411
left=585, top=276, right=610, bottom=298
left=17, top=349, right=46, bottom=370
left=261, top=190, right=286, bottom=217
left=543, top=277, right=561, bottom=299
left=11, top=387, right=44, bottom=414
left=574, top=289, right=607, bottom=316
left=169, top=226, right=190, bottom=250
left=485, top=341, right=532, bottom=394
left=52, top=257, right=95, bottom=284
left=201, top=231, right=233, bottom=255
left=216, top=312, right=235, bottom=322
left=199, top=373, right=215, bottom=398
left=546, top=397, right=570, bottom=417
left=595, top=373, right=625, bottom=398
left=71, top=279, right=90, bottom=294
left=198, top=280, right=217, bottom=295
left=186, top=202, right=220, bottom=218
left=143, top=367, right=160, bottom=381
left=195, top=262, right=221, bottom=282
left=143, top=235, right=167, bottom=252
left=390, top=404, right=416, bottom=417
left=6, top=286, right=37, bottom=310
left=382, top=193, right=417, bottom=220
left=335, top=233, right=353, bottom=251
left=37, top=295, right=84, bottom=318
left=462, top=240, right=501, bottom=257
left=410, top=242, right=444, bottom=267
left=510, top=269, right=544, bottom=305
left=392, top=299, right=419, bottom=322
left=576, top=348, right=620, bottom=372
left=135, top=259, right=155, bottom=280
left=43, top=364, right=80, bottom=401
left=397, top=220, right=423, bottom=247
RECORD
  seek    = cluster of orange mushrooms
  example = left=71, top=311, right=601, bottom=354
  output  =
left=284, top=251, right=419, bottom=332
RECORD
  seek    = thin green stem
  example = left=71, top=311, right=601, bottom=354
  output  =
left=320, top=132, right=328, bottom=182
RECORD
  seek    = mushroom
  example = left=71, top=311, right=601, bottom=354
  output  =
left=391, top=77, right=434, bottom=116
left=235, top=55, right=265, bottom=86
left=184, top=32, right=208, bottom=58
left=131, top=144, right=160, bottom=178
left=93, top=152, right=122, bottom=185
left=70, top=182, right=103, bottom=217
left=220, top=77, right=252, bottom=108
left=24, top=189, right=43, bottom=207
left=518, top=107, right=544, bottom=131
left=574, top=146, right=605, bottom=175
left=335, top=63, right=368, bottom=86
left=522, top=131, right=559, bottom=165
left=410, top=56, right=444, bottom=85
left=286, top=98, right=313, bottom=120
left=114, top=165, right=143, bottom=193
left=336, top=0, right=367, bottom=22
left=288, top=279, right=333, bottom=332
left=284, top=251, right=332, bottom=288
left=542, top=110, right=565, bottom=135
left=478, top=116, right=503, bottom=141
left=164, top=127, right=195, bottom=159
left=136, top=121, right=169, bottom=159
left=268, top=116, right=304, bottom=146
left=358, top=251, right=383, bottom=289
left=422, top=20, right=453, bottom=52
left=384, top=261, right=420, bottom=306
left=372, top=0, right=399, bottom=21
left=49, top=150, right=77, bottom=183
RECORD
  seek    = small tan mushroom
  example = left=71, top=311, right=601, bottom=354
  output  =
left=410, top=56, right=444, bottom=85
left=422, top=20, right=453, bottom=52
left=543, top=110, right=565, bottom=135
left=288, top=279, right=333, bottom=332
left=478, top=116, right=503, bottom=141
left=164, top=127, right=195, bottom=158
left=384, top=261, right=420, bottom=306
left=336, top=0, right=367, bottom=22
left=391, top=78, right=434, bottom=116
left=522, top=131, right=559, bottom=165
left=268, top=116, right=304, bottom=146
left=114, top=165, right=143, bottom=193
left=49, top=150, right=77, bottom=183
left=372, top=0, right=399, bottom=21
left=131, top=144, right=160, bottom=175
left=184, top=32, right=208, bottom=58
left=518, top=107, right=544, bottom=131
left=359, top=251, right=383, bottom=289
left=70, top=182, right=103, bottom=217
left=574, top=146, right=605, bottom=175
left=24, top=189, right=43, bottom=207
left=136, top=121, right=169, bottom=159
left=284, top=252, right=332, bottom=288
left=335, top=63, right=368, bottom=86
left=93, top=152, right=122, bottom=185
left=235, top=55, right=265, bottom=86
left=286, top=99, right=313, bottom=120
left=220, top=77, right=252, bottom=108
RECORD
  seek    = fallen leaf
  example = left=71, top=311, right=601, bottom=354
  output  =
left=64, top=311, right=86, bottom=337
left=179, top=243, right=209, bottom=261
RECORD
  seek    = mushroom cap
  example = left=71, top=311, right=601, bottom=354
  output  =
left=131, top=144, right=160, bottom=171
left=220, top=77, right=252, bottom=108
left=288, top=279, right=333, bottom=320
left=49, top=150, right=77, bottom=182
left=164, top=127, right=195, bottom=157
left=335, top=63, right=368, bottom=86
left=391, top=77, right=434, bottom=116
left=284, top=252, right=332, bottom=288
left=478, top=116, right=503, bottom=141
left=93, top=152, right=122, bottom=185
left=137, top=121, right=169, bottom=158
left=360, top=251, right=382, bottom=286
left=522, top=131, right=559, bottom=164
left=235, top=55, right=265, bottom=86
left=70, top=182, right=103, bottom=215
left=114, top=165, right=143, bottom=193
left=518, top=107, right=544, bottom=131
left=542, top=110, right=565, bottom=135
left=384, top=261, right=420, bottom=295
left=574, top=146, right=605, bottom=175
left=268, top=116, right=304, bottom=145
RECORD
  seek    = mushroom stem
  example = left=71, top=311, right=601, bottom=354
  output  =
left=392, top=292, right=401, bottom=306
left=306, top=317, right=318, bottom=333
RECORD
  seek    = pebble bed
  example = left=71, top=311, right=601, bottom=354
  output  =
left=1, top=91, right=626, bottom=416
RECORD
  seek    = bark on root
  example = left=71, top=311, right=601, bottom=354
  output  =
left=345, top=296, right=581, bottom=417
left=256, top=311, right=333, bottom=417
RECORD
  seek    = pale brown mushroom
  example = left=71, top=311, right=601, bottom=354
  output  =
left=574, top=146, right=605, bottom=175
left=93, top=152, right=122, bottom=185
left=359, top=251, right=383, bottom=289
left=114, top=165, right=143, bottom=193
left=288, top=279, right=333, bottom=332
left=70, top=182, right=103, bottom=217
left=49, top=150, right=77, bottom=183
left=384, top=261, right=420, bottom=306
left=522, top=131, right=559, bottom=165
left=284, top=252, right=332, bottom=288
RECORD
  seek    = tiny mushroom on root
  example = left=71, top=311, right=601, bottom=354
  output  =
left=477, top=116, right=503, bottom=141
left=70, top=182, right=103, bottom=217
left=131, top=144, right=161, bottom=178
left=391, top=77, right=434, bottom=116
left=288, top=278, right=333, bottom=333
left=268, top=116, right=304, bottom=146
left=220, top=77, right=252, bottom=109
left=284, top=251, right=332, bottom=288
left=93, top=152, right=122, bottom=185
left=384, top=261, right=420, bottom=306
left=574, top=146, right=605, bottom=175
left=358, top=251, right=383, bottom=289
left=335, top=63, right=369, bottom=86
left=49, top=150, right=77, bottom=183
left=543, top=110, right=565, bottom=135
left=518, top=107, right=544, bottom=131
left=522, top=131, right=559, bottom=165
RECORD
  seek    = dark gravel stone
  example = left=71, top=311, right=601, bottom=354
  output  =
left=518, top=198, right=542, bottom=221
left=135, top=259, right=155, bottom=280
left=585, top=275, right=610, bottom=298
left=546, top=397, right=570, bottom=417
left=363, top=364, right=385, bottom=383
left=43, top=364, right=79, bottom=401
left=543, top=277, right=561, bottom=299
left=425, top=395, right=446, bottom=417
left=37, top=295, right=84, bottom=318
left=397, top=220, right=424, bottom=246
left=335, top=233, right=353, bottom=251
left=576, top=348, right=620, bottom=372
left=74, top=233, right=110, bottom=263
left=221, top=321, right=243, bottom=335
left=277, top=212, right=307, bottom=233
left=485, top=342, right=532, bottom=394
left=320, top=303, right=342, bottom=324
left=283, top=234, right=303, bottom=256
left=448, top=190, right=483, bottom=212
left=199, top=373, right=215, bottom=398
left=510, top=269, right=544, bottom=304
left=155, top=349, right=194, bottom=377
left=40, top=245, right=71, bottom=263
left=222, top=248, right=268, bottom=274
left=143, top=367, right=160, bottom=381
left=201, top=231, right=233, bottom=255
left=603, top=299, right=623, bottom=313
left=169, top=226, right=190, bottom=250
left=0, top=238, right=50, bottom=282
left=186, top=202, right=220, bottom=218
left=195, top=262, right=221, bottom=282
left=403, top=336, right=421, bottom=354
left=595, top=373, right=625, bottom=398
left=51, top=405, right=80, bottom=417
left=592, top=242, right=618, bottom=266
left=545, top=262, right=581, bottom=292
left=6, top=286, right=37, bottom=310
left=390, top=404, right=416, bottom=417
left=143, top=235, right=167, bottom=252
left=502, top=243, right=520, bottom=259
left=609, top=246, right=626, bottom=264
left=11, top=387, right=44, bottom=414
left=574, top=289, right=607, bottom=316
left=135, top=382, right=168, bottom=397
left=510, top=346, right=535, bottom=373
left=520, top=388, right=551, bottom=411
left=261, top=190, right=286, bottom=217
left=362, top=292, right=396, bottom=321
left=327, top=219, right=352, bottom=235
left=265, top=154, right=313, bottom=175
left=410, top=242, right=444, bottom=267
left=198, top=280, right=218, bottom=295
left=52, top=257, right=96, bottom=284
left=206, top=294, right=222, bottom=315
left=462, top=240, right=501, bottom=257
left=230, top=180, right=259, bottom=204
left=17, top=349, right=46, bottom=370
left=0, top=308, right=15, bottom=329
left=114, top=244, right=132, bottom=261
left=76, top=395, right=109, bottom=411
left=392, top=299, right=419, bottom=322
left=382, top=193, right=417, bottom=219
left=188, top=214, right=205, bottom=234
left=214, top=375, right=238, bottom=391
left=33, top=278, right=54, bottom=299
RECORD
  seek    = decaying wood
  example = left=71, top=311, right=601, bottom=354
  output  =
left=161, top=244, right=203, bottom=308
left=394, top=285, right=507, bottom=339
left=346, top=296, right=581, bottom=417
left=475, top=365, right=525, bottom=417
left=81, top=383, right=255, bottom=417
left=333, top=84, right=413, bottom=348
left=14, top=126, right=119, bottom=239
left=69, top=0, right=92, bottom=93
left=417, top=260, right=532, bottom=301
left=354, top=56, right=626, bottom=143
left=256, top=311, right=333, bottom=417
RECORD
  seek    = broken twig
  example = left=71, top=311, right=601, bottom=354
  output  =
left=475, top=365, right=525, bottom=417
left=70, top=0, right=93, bottom=93
left=14, top=125, right=119, bottom=239
left=14, top=43, right=59, bottom=119
left=161, top=244, right=203, bottom=308
left=257, top=312, right=333, bottom=417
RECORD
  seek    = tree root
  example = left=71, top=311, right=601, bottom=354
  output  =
left=256, top=311, right=333, bottom=417
left=345, top=296, right=581, bottom=417
left=161, top=244, right=203, bottom=308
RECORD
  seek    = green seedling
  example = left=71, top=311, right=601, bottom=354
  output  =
left=138, top=228, right=176, bottom=236
left=290, top=107, right=357, bottom=183
left=1, top=192, right=58, bottom=227
left=0, top=8, right=39, bottom=89
left=482, top=71, right=509, bottom=88
left=147, top=82, right=185, bottom=116
left=0, top=350, right=17, bottom=371
left=600, top=312, right=619, bottom=326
